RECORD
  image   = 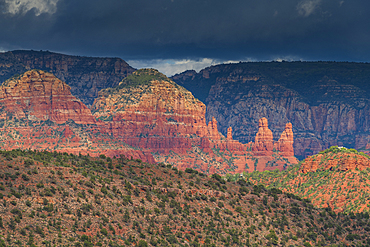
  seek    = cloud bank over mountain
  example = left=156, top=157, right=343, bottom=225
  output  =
left=0, top=0, right=369, bottom=74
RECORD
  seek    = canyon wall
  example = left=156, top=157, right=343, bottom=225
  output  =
left=172, top=62, right=370, bottom=159
left=0, top=70, right=154, bottom=163
left=3, top=51, right=370, bottom=160
left=92, top=69, right=297, bottom=174
left=0, top=68, right=297, bottom=174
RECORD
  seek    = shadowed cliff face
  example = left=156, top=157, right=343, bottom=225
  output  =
left=172, top=62, right=370, bottom=159
left=0, top=50, right=136, bottom=106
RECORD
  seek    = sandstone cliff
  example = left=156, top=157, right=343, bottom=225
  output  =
left=172, top=62, right=370, bottom=159
left=252, top=118, right=274, bottom=156
left=0, top=70, right=96, bottom=124
left=0, top=50, right=135, bottom=106
left=275, top=123, right=294, bottom=157
left=0, top=70, right=154, bottom=163
left=0, top=69, right=297, bottom=174
left=92, top=69, right=297, bottom=174
left=92, top=69, right=209, bottom=153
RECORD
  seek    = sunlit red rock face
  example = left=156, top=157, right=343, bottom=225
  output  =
left=0, top=70, right=96, bottom=124
left=250, top=118, right=294, bottom=157
left=275, top=123, right=295, bottom=157
left=0, top=70, right=154, bottom=163
left=92, top=70, right=209, bottom=154
left=252, top=118, right=274, bottom=156
left=92, top=69, right=298, bottom=174
left=0, top=50, right=136, bottom=106
left=0, top=69, right=297, bottom=174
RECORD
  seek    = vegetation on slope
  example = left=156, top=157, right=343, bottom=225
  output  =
left=96, top=68, right=179, bottom=101
left=117, top=69, right=169, bottom=89
left=244, top=146, right=370, bottom=214
left=0, top=149, right=369, bottom=246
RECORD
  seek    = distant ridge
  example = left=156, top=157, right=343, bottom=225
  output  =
left=172, top=61, right=370, bottom=159
left=0, top=50, right=136, bottom=106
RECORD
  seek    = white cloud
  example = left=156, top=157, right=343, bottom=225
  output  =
left=297, top=0, right=322, bottom=17
left=127, top=58, right=248, bottom=77
left=4, top=0, right=59, bottom=16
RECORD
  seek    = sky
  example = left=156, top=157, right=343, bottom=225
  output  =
left=0, top=0, right=369, bottom=76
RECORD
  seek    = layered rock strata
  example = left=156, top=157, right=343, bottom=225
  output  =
left=0, top=70, right=154, bottom=163
left=0, top=70, right=96, bottom=124
left=172, top=62, right=370, bottom=159
left=0, top=69, right=297, bottom=174
left=92, top=69, right=209, bottom=154
left=275, top=123, right=294, bottom=157
left=252, top=118, right=274, bottom=156
left=92, top=69, right=298, bottom=173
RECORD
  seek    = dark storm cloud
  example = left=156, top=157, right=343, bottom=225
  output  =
left=0, top=0, right=370, bottom=62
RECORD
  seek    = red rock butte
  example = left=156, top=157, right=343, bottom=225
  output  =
left=275, top=122, right=295, bottom=157
left=252, top=118, right=274, bottom=155
left=0, top=70, right=154, bottom=163
left=92, top=69, right=298, bottom=173
left=0, top=70, right=96, bottom=124
left=0, top=69, right=298, bottom=174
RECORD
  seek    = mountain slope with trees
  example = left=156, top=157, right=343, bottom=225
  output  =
left=0, top=149, right=369, bottom=246
left=244, top=146, right=370, bottom=214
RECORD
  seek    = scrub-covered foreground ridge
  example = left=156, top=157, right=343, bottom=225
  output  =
left=0, top=68, right=297, bottom=174
left=245, top=146, right=370, bottom=214
left=0, top=149, right=369, bottom=246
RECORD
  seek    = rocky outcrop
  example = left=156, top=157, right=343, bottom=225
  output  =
left=252, top=118, right=274, bottom=156
left=0, top=70, right=96, bottom=124
left=0, top=50, right=136, bottom=106
left=172, top=62, right=370, bottom=159
left=0, top=68, right=297, bottom=174
left=92, top=69, right=209, bottom=154
left=275, top=123, right=294, bottom=157
left=208, top=117, right=221, bottom=140
left=227, top=127, right=232, bottom=140
left=0, top=70, right=154, bottom=163
left=92, top=69, right=298, bottom=174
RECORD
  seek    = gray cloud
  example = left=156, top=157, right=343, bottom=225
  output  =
left=0, top=0, right=369, bottom=65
